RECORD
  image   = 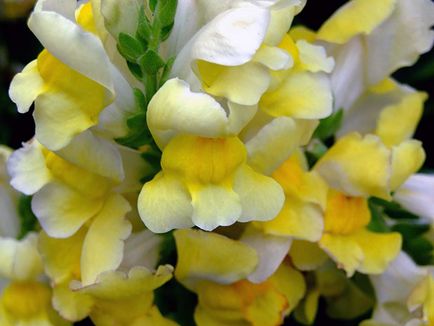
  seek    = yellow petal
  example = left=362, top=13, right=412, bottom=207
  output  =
left=138, top=173, right=194, bottom=233
left=289, top=26, right=317, bottom=43
left=257, top=197, right=324, bottom=241
left=147, top=78, right=229, bottom=149
left=0, top=233, right=43, bottom=281
left=289, top=240, right=328, bottom=271
left=246, top=117, right=318, bottom=175
left=32, top=182, right=103, bottom=238
left=8, top=60, right=44, bottom=113
left=162, top=135, right=246, bottom=184
left=190, top=184, right=241, bottom=231
left=7, top=140, right=52, bottom=196
left=296, top=40, right=334, bottom=73
left=260, top=71, right=332, bottom=119
left=376, top=91, right=426, bottom=146
left=75, top=265, right=173, bottom=300
left=317, top=0, right=396, bottom=44
left=34, top=50, right=109, bottom=150
left=272, top=153, right=328, bottom=208
left=197, top=60, right=270, bottom=106
left=390, top=140, right=425, bottom=191
left=38, top=228, right=86, bottom=284
left=81, top=194, right=131, bottom=286
left=315, top=133, right=391, bottom=199
left=351, top=229, right=402, bottom=275
left=324, top=191, right=371, bottom=236
left=268, top=262, right=306, bottom=314
left=319, top=233, right=364, bottom=277
left=1, top=281, right=51, bottom=320
left=294, top=288, right=320, bottom=325
left=174, top=229, right=258, bottom=290
left=233, top=165, right=284, bottom=223
left=52, top=281, right=94, bottom=322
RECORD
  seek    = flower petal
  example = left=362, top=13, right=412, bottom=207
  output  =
left=259, top=71, right=332, bottom=119
left=390, top=140, right=425, bottom=191
left=174, top=229, right=258, bottom=290
left=191, top=184, right=241, bottom=231
left=317, top=0, right=396, bottom=44
left=8, top=60, right=44, bottom=114
left=0, top=233, right=43, bottom=281
left=315, top=133, right=391, bottom=199
left=394, top=173, right=434, bottom=220
left=32, top=182, right=104, bottom=238
left=138, top=173, right=194, bottom=233
left=351, top=229, right=402, bottom=275
left=81, top=194, right=132, bottom=286
left=7, top=140, right=52, bottom=195
left=147, top=78, right=229, bottom=149
left=240, top=225, right=292, bottom=283
left=233, top=165, right=284, bottom=223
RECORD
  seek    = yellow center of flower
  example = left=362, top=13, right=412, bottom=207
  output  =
left=161, top=134, right=246, bottom=184
left=44, top=150, right=112, bottom=198
left=2, top=281, right=51, bottom=318
left=323, top=190, right=371, bottom=235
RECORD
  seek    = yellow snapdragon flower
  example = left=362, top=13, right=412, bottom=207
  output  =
left=139, top=79, right=285, bottom=232
left=9, top=0, right=135, bottom=151
left=174, top=229, right=305, bottom=326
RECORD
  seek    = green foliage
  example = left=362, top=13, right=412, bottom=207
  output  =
left=313, top=109, right=343, bottom=141
left=115, top=0, right=177, bottom=152
left=17, top=195, right=38, bottom=239
left=367, top=197, right=434, bottom=265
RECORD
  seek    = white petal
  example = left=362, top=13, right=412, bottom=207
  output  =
left=240, top=226, right=291, bottom=283
left=29, top=3, right=114, bottom=93
left=172, top=5, right=270, bottom=79
left=246, top=117, right=318, bottom=174
left=394, top=174, right=434, bottom=221
left=32, top=182, right=103, bottom=238
left=366, top=0, right=434, bottom=85
left=56, top=130, right=124, bottom=182
left=7, top=140, right=52, bottom=195
left=8, top=60, right=44, bottom=114
left=147, top=78, right=229, bottom=149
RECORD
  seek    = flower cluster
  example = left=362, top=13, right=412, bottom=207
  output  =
left=2, top=0, right=434, bottom=325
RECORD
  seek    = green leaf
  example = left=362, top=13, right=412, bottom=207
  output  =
left=133, top=88, right=147, bottom=111
left=126, top=61, right=143, bottom=80
left=17, top=195, right=38, bottom=240
left=391, top=222, right=430, bottom=238
left=118, top=33, right=144, bottom=62
left=149, top=0, right=157, bottom=12
left=160, top=57, right=175, bottom=85
left=156, top=0, right=177, bottom=28
left=367, top=200, right=390, bottom=233
left=138, top=49, right=165, bottom=74
left=370, top=197, right=419, bottom=220
left=392, top=221, right=434, bottom=265
left=313, top=109, right=344, bottom=141
left=305, top=140, right=328, bottom=168
left=137, top=18, right=153, bottom=43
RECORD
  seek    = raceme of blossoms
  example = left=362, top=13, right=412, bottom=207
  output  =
left=1, top=0, right=434, bottom=325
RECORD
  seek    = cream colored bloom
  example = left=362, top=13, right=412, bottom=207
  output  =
left=139, top=79, right=285, bottom=232
left=362, top=253, right=434, bottom=326
left=9, top=0, right=135, bottom=151
left=174, top=229, right=305, bottom=326
left=8, top=137, right=148, bottom=286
